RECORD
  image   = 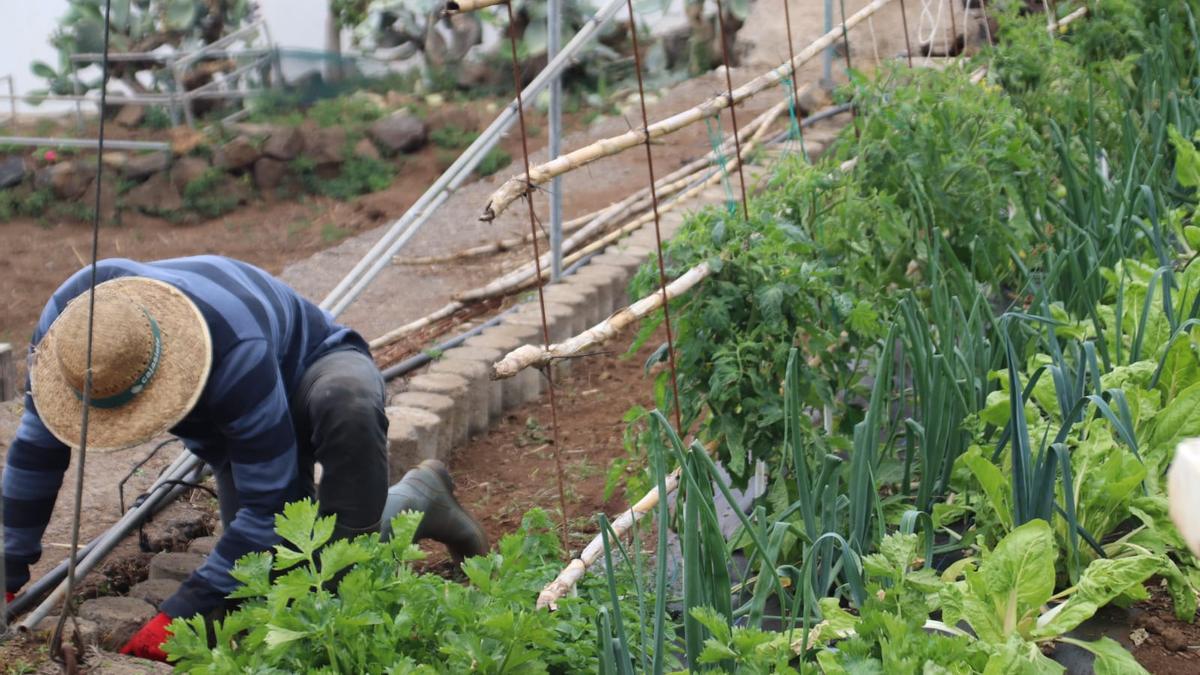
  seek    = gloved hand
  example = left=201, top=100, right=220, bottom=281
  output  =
left=4, top=591, right=14, bottom=604
left=119, top=612, right=174, bottom=662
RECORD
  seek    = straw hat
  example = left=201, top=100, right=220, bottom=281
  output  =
left=30, top=277, right=212, bottom=451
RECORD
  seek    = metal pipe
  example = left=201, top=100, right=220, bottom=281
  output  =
left=16, top=453, right=203, bottom=630
left=70, top=49, right=270, bottom=63
left=548, top=0, right=564, bottom=282
left=822, top=0, right=834, bottom=87
left=4, top=75, right=15, bottom=127
left=0, top=136, right=170, bottom=151
left=319, top=0, right=629, bottom=317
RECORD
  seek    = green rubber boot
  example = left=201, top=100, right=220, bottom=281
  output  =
left=380, top=459, right=489, bottom=561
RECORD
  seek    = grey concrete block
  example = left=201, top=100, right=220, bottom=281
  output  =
left=149, top=551, right=206, bottom=582
left=389, top=392, right=455, bottom=458
left=78, top=597, right=157, bottom=650
left=406, top=372, right=470, bottom=447
left=562, top=273, right=605, bottom=326
left=466, top=325, right=543, bottom=407
left=542, top=285, right=589, bottom=337
left=585, top=256, right=640, bottom=305
left=569, top=265, right=623, bottom=314
left=127, top=579, right=182, bottom=610
left=440, top=345, right=503, bottom=424
left=386, top=405, right=442, bottom=474
left=428, top=358, right=490, bottom=436
left=509, top=301, right=573, bottom=343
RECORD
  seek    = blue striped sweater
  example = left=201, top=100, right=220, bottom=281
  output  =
left=2, top=256, right=370, bottom=618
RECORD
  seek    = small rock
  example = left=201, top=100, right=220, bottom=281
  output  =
left=86, top=653, right=174, bottom=674
left=1129, top=627, right=1150, bottom=646
left=121, top=151, right=172, bottom=180
left=368, top=112, right=427, bottom=155
left=35, top=161, right=94, bottom=199
left=262, top=126, right=304, bottom=160
left=1161, top=625, right=1190, bottom=651
left=140, top=506, right=212, bottom=551
left=149, top=551, right=206, bottom=582
left=0, top=155, right=28, bottom=188
left=77, top=597, right=157, bottom=650
left=127, top=579, right=182, bottom=609
left=170, top=156, right=211, bottom=193
left=114, top=104, right=146, bottom=128
left=78, top=174, right=119, bottom=223
left=101, top=152, right=130, bottom=171
left=123, top=172, right=183, bottom=214
left=303, top=126, right=347, bottom=165
left=214, top=136, right=260, bottom=171
left=385, top=91, right=414, bottom=109
left=169, top=126, right=207, bottom=156
left=353, top=137, right=381, bottom=161
left=33, top=615, right=99, bottom=651
left=187, top=535, right=218, bottom=556
left=253, top=157, right=287, bottom=191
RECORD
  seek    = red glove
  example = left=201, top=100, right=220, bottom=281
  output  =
left=4, top=591, right=13, bottom=604
left=119, top=612, right=174, bottom=662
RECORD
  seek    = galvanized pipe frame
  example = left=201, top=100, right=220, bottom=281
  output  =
left=319, top=0, right=630, bottom=318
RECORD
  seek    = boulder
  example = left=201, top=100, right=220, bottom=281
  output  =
left=214, top=136, right=260, bottom=171
left=262, top=126, right=304, bottom=160
left=303, top=126, right=347, bottom=165
left=121, top=151, right=172, bottom=180
left=353, top=137, right=381, bottom=161
left=0, top=155, right=27, bottom=188
left=149, top=551, right=206, bottom=582
left=139, top=506, right=212, bottom=551
left=101, top=152, right=130, bottom=171
left=253, top=157, right=287, bottom=191
left=127, top=579, right=182, bottom=609
left=124, top=172, right=183, bottom=214
left=368, top=112, right=427, bottom=154
left=78, top=174, right=120, bottom=222
left=77, top=597, right=157, bottom=650
left=168, top=126, right=207, bottom=156
left=170, top=156, right=211, bottom=193
left=35, top=161, right=94, bottom=200
left=187, top=535, right=218, bottom=556
left=114, top=104, right=146, bottom=128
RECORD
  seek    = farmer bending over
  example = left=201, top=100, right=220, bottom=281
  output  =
left=3, top=256, right=487, bottom=661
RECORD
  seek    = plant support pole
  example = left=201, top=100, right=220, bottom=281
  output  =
left=320, top=0, right=628, bottom=318
left=549, top=0, right=564, bottom=281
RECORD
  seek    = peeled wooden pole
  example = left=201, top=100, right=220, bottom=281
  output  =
left=443, top=0, right=506, bottom=15
left=480, top=0, right=894, bottom=221
left=495, top=261, right=712, bottom=379
left=537, top=467, right=682, bottom=610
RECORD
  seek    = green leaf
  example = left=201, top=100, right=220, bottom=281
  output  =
left=30, top=61, right=57, bottom=79
left=1147, top=381, right=1200, bottom=460
left=227, top=551, right=273, bottom=599
left=1057, top=637, right=1149, bottom=675
left=1169, top=125, right=1200, bottom=189
left=263, top=624, right=309, bottom=650
left=983, top=634, right=1064, bottom=674
left=1033, top=555, right=1161, bottom=637
left=163, top=0, right=198, bottom=31
left=961, top=446, right=1013, bottom=531
left=959, top=520, right=1057, bottom=643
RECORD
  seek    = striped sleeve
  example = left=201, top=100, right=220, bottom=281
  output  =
left=160, top=339, right=301, bottom=618
left=2, top=371, right=71, bottom=592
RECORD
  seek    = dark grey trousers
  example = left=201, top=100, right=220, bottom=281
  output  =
left=213, top=348, right=389, bottom=539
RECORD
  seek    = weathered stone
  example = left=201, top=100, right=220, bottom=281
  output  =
left=389, top=391, right=456, bottom=459
left=114, top=104, right=146, bottom=128
left=214, top=136, right=260, bottom=171
left=0, top=155, right=27, bottom=188
left=170, top=156, right=211, bottom=193
left=77, top=597, right=157, bottom=650
left=140, top=506, right=213, bottom=552
left=35, top=161, right=93, bottom=200
left=127, top=579, right=182, bottom=609
left=33, top=615, right=99, bottom=651
left=169, top=126, right=207, bottom=156
left=368, top=112, right=427, bottom=154
left=87, top=653, right=174, bottom=674
left=263, top=126, right=304, bottom=160
left=148, top=551, right=205, bottom=582
left=353, top=137, right=381, bottom=161
left=121, top=151, right=172, bottom=180
left=187, top=535, right=218, bottom=556
left=302, top=126, right=346, bottom=165
left=123, top=172, right=183, bottom=214
left=78, top=174, right=119, bottom=222
left=385, top=406, right=441, bottom=478
left=253, top=157, right=287, bottom=190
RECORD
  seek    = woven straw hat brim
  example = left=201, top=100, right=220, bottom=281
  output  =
left=31, top=277, right=212, bottom=452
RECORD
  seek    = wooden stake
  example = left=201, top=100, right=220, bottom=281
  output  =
left=493, top=261, right=713, bottom=379
left=443, top=0, right=507, bottom=15
left=479, top=0, right=894, bottom=221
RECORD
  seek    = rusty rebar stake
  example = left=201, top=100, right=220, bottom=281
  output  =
left=713, top=0, right=750, bottom=222
left=781, top=0, right=809, bottom=153
left=503, top=0, right=570, bottom=556
left=625, top=0, right=685, bottom=436
left=899, top=0, right=915, bottom=68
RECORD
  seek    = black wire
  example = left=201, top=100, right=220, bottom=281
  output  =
left=52, top=0, right=112, bottom=662
left=119, top=439, right=182, bottom=513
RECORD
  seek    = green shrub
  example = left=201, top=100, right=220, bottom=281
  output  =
left=475, top=148, right=512, bottom=177
left=430, top=124, right=479, bottom=149
left=182, top=169, right=240, bottom=218
left=309, top=95, right=384, bottom=128
left=320, top=155, right=395, bottom=200
left=142, top=107, right=173, bottom=130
